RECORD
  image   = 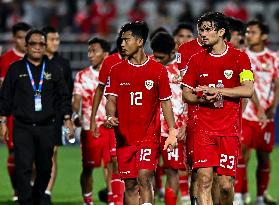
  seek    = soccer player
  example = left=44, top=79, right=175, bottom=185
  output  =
left=90, top=35, right=125, bottom=205
left=41, top=25, right=74, bottom=204
left=181, top=12, right=254, bottom=205
left=227, top=17, right=245, bottom=50
left=0, top=21, right=31, bottom=202
left=105, top=21, right=178, bottom=205
left=151, top=32, right=188, bottom=205
left=241, top=20, right=279, bottom=205
left=173, top=23, right=194, bottom=48
left=72, top=37, right=111, bottom=205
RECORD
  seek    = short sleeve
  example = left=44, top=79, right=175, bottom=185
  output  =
left=177, top=44, right=189, bottom=71
left=73, top=71, right=83, bottom=96
left=237, top=51, right=252, bottom=73
left=98, top=58, right=110, bottom=85
left=158, top=67, right=172, bottom=100
left=104, top=67, right=118, bottom=97
left=181, top=57, right=198, bottom=89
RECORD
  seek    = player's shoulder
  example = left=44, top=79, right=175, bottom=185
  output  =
left=104, top=53, right=122, bottom=65
left=179, top=38, right=198, bottom=50
left=1, top=49, right=15, bottom=59
left=76, top=66, right=92, bottom=76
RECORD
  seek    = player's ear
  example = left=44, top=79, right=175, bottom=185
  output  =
left=261, top=33, right=268, bottom=41
left=137, top=38, right=144, bottom=47
left=218, top=28, right=225, bottom=38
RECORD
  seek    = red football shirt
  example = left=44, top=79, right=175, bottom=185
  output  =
left=105, top=57, right=172, bottom=145
left=177, top=38, right=205, bottom=73
left=98, top=52, right=122, bottom=85
left=0, top=49, right=23, bottom=80
left=181, top=44, right=252, bottom=136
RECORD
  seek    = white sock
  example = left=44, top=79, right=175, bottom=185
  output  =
left=142, top=203, right=152, bottom=205
left=256, top=196, right=264, bottom=202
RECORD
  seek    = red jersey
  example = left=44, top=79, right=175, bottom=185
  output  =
left=0, top=49, right=23, bottom=80
left=177, top=38, right=205, bottom=131
left=105, top=57, right=172, bottom=146
left=177, top=38, right=204, bottom=73
left=182, top=45, right=252, bottom=136
left=98, top=52, right=122, bottom=85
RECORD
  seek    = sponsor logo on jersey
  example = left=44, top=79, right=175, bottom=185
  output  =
left=145, top=80, right=154, bottom=90
left=199, top=73, right=208, bottom=77
left=120, top=82, right=130, bottom=86
left=224, top=70, right=233, bottom=79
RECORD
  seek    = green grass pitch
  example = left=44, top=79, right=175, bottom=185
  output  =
left=0, top=145, right=278, bottom=205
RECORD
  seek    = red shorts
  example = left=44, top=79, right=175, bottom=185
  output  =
left=117, top=141, right=159, bottom=179
left=186, top=129, right=195, bottom=166
left=109, top=129, right=117, bottom=157
left=7, top=116, right=14, bottom=150
left=160, top=136, right=186, bottom=170
left=80, top=126, right=114, bottom=168
left=193, top=133, right=239, bottom=177
left=241, top=119, right=274, bottom=152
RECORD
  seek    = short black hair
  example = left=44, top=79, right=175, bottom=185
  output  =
left=121, top=21, right=149, bottom=44
left=173, top=23, right=194, bottom=36
left=41, top=26, right=58, bottom=35
left=227, top=17, right=245, bottom=35
left=197, top=11, right=230, bottom=39
left=246, top=19, right=269, bottom=35
left=151, top=32, right=175, bottom=55
left=150, top=26, right=169, bottom=40
left=12, top=22, right=31, bottom=36
left=88, top=37, right=111, bottom=53
left=25, top=29, right=46, bottom=43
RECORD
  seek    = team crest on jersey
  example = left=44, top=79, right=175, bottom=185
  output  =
left=145, top=80, right=154, bottom=90
left=176, top=53, right=181, bottom=63
left=224, top=70, right=233, bottom=79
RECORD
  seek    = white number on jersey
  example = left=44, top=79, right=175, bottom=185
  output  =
left=220, top=154, right=235, bottom=170
left=168, top=148, right=179, bottom=161
left=130, top=92, right=143, bottom=105
left=140, top=149, right=151, bottom=161
left=264, top=132, right=271, bottom=144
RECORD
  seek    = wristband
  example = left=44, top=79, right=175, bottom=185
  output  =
left=72, top=112, right=79, bottom=120
left=64, top=116, right=71, bottom=121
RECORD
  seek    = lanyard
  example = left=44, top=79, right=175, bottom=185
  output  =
left=26, top=61, right=46, bottom=95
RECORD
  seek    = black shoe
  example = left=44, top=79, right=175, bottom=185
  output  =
left=40, top=194, right=52, bottom=205
left=98, top=187, right=108, bottom=203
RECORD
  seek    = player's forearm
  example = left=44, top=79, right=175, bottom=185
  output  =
left=182, top=90, right=206, bottom=104
left=90, top=85, right=105, bottom=121
left=251, top=91, right=261, bottom=109
left=72, top=95, right=81, bottom=114
left=161, top=99, right=175, bottom=129
left=219, top=82, right=254, bottom=98
left=106, top=96, right=117, bottom=117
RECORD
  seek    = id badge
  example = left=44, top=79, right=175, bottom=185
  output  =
left=34, top=95, right=42, bottom=112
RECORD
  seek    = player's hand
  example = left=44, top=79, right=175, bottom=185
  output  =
left=0, top=123, right=8, bottom=142
left=106, top=115, right=119, bottom=128
left=257, top=106, right=268, bottom=129
left=198, top=86, right=219, bottom=103
left=164, top=128, right=178, bottom=152
left=265, top=106, right=275, bottom=120
left=64, top=119, right=75, bottom=141
left=177, top=124, right=187, bottom=141
left=90, top=119, right=100, bottom=138
left=73, top=115, right=82, bottom=127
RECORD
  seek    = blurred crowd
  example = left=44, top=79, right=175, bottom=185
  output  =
left=0, top=0, right=279, bottom=42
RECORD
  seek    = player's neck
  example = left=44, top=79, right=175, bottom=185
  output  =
left=129, top=50, right=147, bottom=65
left=14, top=47, right=25, bottom=56
left=92, top=64, right=101, bottom=71
left=45, top=51, right=54, bottom=60
left=27, top=56, right=43, bottom=66
left=211, top=40, right=226, bottom=55
left=249, top=44, right=265, bottom=53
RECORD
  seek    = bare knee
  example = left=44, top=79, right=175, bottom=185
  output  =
left=197, top=168, right=213, bottom=190
left=219, top=176, right=233, bottom=194
left=125, top=179, right=139, bottom=196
